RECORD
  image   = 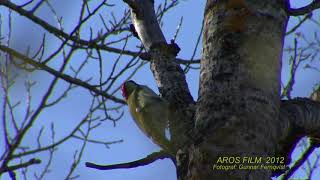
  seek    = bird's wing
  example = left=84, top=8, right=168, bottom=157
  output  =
left=129, top=87, right=173, bottom=152
left=141, top=85, right=158, bottom=95
left=136, top=85, right=163, bottom=111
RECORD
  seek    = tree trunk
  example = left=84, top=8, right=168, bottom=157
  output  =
left=183, top=0, right=288, bottom=179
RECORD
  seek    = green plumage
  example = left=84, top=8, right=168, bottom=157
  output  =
left=122, top=81, right=173, bottom=152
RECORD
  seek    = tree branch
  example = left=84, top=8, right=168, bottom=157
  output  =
left=85, top=151, right=175, bottom=170
left=285, top=14, right=312, bottom=35
left=0, top=0, right=105, bottom=45
left=123, top=0, right=194, bottom=105
left=280, top=98, right=320, bottom=138
left=287, top=0, right=320, bottom=16
left=276, top=98, right=320, bottom=176
left=0, top=158, right=41, bottom=174
left=123, top=0, right=166, bottom=51
left=140, top=54, right=200, bottom=65
left=0, top=45, right=125, bottom=104
left=123, top=0, right=195, bottom=150
left=281, top=139, right=320, bottom=180
left=0, top=0, right=198, bottom=65
left=278, top=87, right=320, bottom=178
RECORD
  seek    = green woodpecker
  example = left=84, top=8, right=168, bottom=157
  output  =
left=121, top=80, right=173, bottom=152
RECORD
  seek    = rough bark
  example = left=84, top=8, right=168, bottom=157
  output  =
left=184, top=1, right=288, bottom=179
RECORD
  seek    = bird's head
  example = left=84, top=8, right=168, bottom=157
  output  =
left=121, top=80, right=139, bottom=100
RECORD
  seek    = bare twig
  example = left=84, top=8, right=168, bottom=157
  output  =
left=34, top=123, right=56, bottom=180
left=287, top=0, right=320, bottom=16
left=286, top=14, right=312, bottom=35
left=0, top=45, right=125, bottom=104
left=0, top=158, right=41, bottom=174
left=184, top=19, right=203, bottom=73
left=281, top=139, right=320, bottom=180
left=85, top=150, right=175, bottom=170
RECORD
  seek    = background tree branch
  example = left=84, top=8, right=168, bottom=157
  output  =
left=281, top=139, right=320, bottom=180
left=0, top=158, right=41, bottom=174
left=287, top=0, right=320, bottom=16
left=0, top=45, right=125, bottom=104
left=86, top=150, right=174, bottom=170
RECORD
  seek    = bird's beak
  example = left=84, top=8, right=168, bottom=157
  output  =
left=121, top=83, right=127, bottom=99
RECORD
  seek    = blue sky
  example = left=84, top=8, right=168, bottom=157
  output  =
left=0, top=0, right=319, bottom=180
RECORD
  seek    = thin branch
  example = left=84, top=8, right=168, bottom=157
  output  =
left=286, top=14, right=312, bottom=35
left=11, top=95, right=112, bottom=159
left=287, top=0, right=320, bottom=16
left=172, top=16, right=183, bottom=41
left=0, top=45, right=125, bottom=104
left=30, top=0, right=46, bottom=13
left=8, top=170, right=16, bottom=180
left=85, top=151, right=175, bottom=170
left=281, top=38, right=299, bottom=99
left=184, top=19, right=203, bottom=73
left=0, top=158, right=41, bottom=173
left=0, top=0, right=196, bottom=65
left=0, top=46, right=71, bottom=174
left=72, top=135, right=123, bottom=149
left=65, top=99, right=95, bottom=179
left=17, top=0, right=33, bottom=8
left=281, top=140, right=320, bottom=180
left=0, top=1, right=195, bottom=64
left=0, top=0, right=130, bottom=54
left=35, top=123, right=56, bottom=180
